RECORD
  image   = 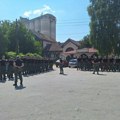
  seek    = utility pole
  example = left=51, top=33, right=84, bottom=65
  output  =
left=117, top=43, right=120, bottom=57
left=16, top=19, right=19, bottom=54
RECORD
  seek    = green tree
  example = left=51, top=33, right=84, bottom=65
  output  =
left=88, top=0, right=120, bottom=56
left=5, top=51, right=17, bottom=58
left=0, top=19, right=43, bottom=57
left=7, top=21, right=17, bottom=52
left=0, top=27, right=6, bottom=56
left=8, top=20, right=42, bottom=55
left=0, top=20, right=11, bottom=56
left=34, top=41, right=42, bottom=55
left=80, top=35, right=92, bottom=48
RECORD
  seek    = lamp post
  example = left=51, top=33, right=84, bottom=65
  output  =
left=16, top=19, right=19, bottom=54
left=117, top=43, right=120, bottom=57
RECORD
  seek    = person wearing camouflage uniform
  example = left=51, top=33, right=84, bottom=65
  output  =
left=1, top=55, right=6, bottom=81
left=59, top=59, right=64, bottom=74
left=92, top=57, right=100, bottom=75
left=13, top=56, right=24, bottom=86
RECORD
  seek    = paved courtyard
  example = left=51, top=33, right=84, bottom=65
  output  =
left=0, top=66, right=120, bottom=120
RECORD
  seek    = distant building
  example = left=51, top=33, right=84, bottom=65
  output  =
left=59, top=39, right=97, bottom=59
left=60, top=38, right=80, bottom=52
left=20, top=14, right=62, bottom=59
left=20, top=14, right=97, bottom=59
left=58, top=38, right=80, bottom=59
left=20, top=14, right=56, bottom=41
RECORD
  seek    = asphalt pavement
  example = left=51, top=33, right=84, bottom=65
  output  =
left=0, top=66, right=120, bottom=120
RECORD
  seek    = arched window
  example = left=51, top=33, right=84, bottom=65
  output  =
left=65, top=47, right=74, bottom=52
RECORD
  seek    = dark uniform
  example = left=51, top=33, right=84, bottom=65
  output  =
left=0, top=60, right=2, bottom=80
left=7, top=58, right=14, bottom=80
left=1, top=57, right=6, bottom=80
left=77, top=57, right=81, bottom=70
left=13, top=56, right=24, bottom=86
left=92, top=58, right=99, bottom=75
left=116, top=58, right=120, bottom=72
left=59, top=59, right=64, bottom=74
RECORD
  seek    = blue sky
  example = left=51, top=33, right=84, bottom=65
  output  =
left=0, top=0, right=90, bottom=42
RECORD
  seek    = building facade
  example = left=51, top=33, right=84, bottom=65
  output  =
left=20, top=14, right=56, bottom=42
left=61, top=38, right=80, bottom=52
left=20, top=14, right=96, bottom=60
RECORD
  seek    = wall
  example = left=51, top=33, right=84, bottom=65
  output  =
left=20, top=14, right=56, bottom=42
left=63, top=42, right=78, bottom=52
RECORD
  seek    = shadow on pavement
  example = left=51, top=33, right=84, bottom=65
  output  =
left=93, top=73, right=107, bottom=76
left=15, top=85, right=26, bottom=90
left=0, top=80, right=6, bottom=83
left=59, top=73, right=67, bottom=76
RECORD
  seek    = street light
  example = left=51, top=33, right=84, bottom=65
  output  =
left=117, top=43, right=120, bottom=57
left=16, top=19, right=19, bottom=54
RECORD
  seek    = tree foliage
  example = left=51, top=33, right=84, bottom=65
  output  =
left=0, top=20, right=11, bottom=56
left=88, top=0, right=120, bottom=56
left=80, top=35, right=92, bottom=49
left=0, top=20, right=42, bottom=57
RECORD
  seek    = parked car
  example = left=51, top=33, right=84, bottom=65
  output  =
left=68, top=59, right=77, bottom=68
left=55, top=59, right=68, bottom=67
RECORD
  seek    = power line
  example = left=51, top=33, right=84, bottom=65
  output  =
left=57, top=17, right=90, bottom=22
left=57, top=21, right=90, bottom=27
left=57, top=21, right=90, bottom=25
left=57, top=19, right=90, bottom=24
left=57, top=16, right=120, bottom=25
left=57, top=32, right=89, bottom=36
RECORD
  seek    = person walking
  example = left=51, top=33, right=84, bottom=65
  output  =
left=13, top=56, right=24, bottom=86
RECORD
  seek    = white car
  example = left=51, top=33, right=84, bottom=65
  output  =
left=68, top=59, right=77, bottom=68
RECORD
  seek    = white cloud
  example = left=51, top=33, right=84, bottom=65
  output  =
left=33, top=9, right=41, bottom=15
left=23, top=5, right=55, bottom=18
left=23, top=11, right=32, bottom=17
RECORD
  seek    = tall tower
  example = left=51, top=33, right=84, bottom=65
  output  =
left=39, top=14, right=56, bottom=41
left=20, top=14, right=56, bottom=42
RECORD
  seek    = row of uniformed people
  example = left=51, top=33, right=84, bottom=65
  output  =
left=0, top=57, right=54, bottom=81
left=77, top=57, right=120, bottom=72
left=22, top=58, right=54, bottom=75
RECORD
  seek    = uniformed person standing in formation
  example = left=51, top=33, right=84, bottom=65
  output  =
left=59, top=59, right=64, bottom=74
left=77, top=56, right=81, bottom=70
left=7, top=57, right=14, bottom=80
left=1, top=55, right=6, bottom=81
left=92, top=56, right=100, bottom=75
left=13, top=56, right=24, bottom=86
